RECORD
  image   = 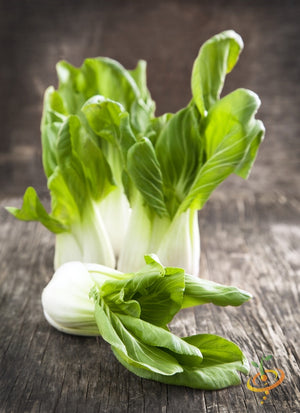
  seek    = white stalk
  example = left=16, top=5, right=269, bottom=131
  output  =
left=117, top=193, right=152, bottom=273
left=99, top=187, right=131, bottom=259
left=54, top=199, right=115, bottom=270
left=156, top=209, right=200, bottom=275
left=42, top=262, right=98, bottom=336
left=42, top=261, right=128, bottom=336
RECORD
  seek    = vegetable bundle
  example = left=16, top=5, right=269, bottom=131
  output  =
left=42, top=254, right=251, bottom=390
left=7, top=30, right=263, bottom=390
left=7, top=30, right=264, bottom=275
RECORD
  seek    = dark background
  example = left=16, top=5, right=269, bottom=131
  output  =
left=0, top=0, right=299, bottom=200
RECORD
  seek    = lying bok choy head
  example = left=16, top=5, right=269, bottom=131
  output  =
left=6, top=30, right=264, bottom=275
left=42, top=254, right=251, bottom=390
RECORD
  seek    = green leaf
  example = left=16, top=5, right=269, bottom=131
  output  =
left=56, top=60, right=84, bottom=114
left=263, top=355, right=273, bottom=362
left=191, top=30, right=243, bottom=117
left=94, top=254, right=184, bottom=326
left=56, top=57, right=154, bottom=134
left=56, top=116, right=88, bottom=215
left=118, top=314, right=203, bottom=367
left=127, top=137, right=169, bottom=217
left=128, top=60, right=151, bottom=102
left=41, top=86, right=67, bottom=177
left=82, top=96, right=136, bottom=165
left=6, top=187, right=67, bottom=233
left=180, top=88, right=264, bottom=212
left=234, top=119, right=265, bottom=179
left=70, top=115, right=115, bottom=201
left=134, top=267, right=185, bottom=327
left=155, top=105, right=202, bottom=217
left=251, top=361, right=259, bottom=368
left=81, top=58, right=141, bottom=113
left=94, top=300, right=183, bottom=375
left=145, top=112, right=173, bottom=146
left=48, top=167, right=80, bottom=225
left=182, top=274, right=252, bottom=308
left=113, top=334, right=249, bottom=390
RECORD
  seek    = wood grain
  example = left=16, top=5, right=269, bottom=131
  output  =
left=1, top=193, right=299, bottom=412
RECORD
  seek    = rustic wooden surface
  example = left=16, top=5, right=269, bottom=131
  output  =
left=1, top=0, right=300, bottom=412
left=1, top=193, right=299, bottom=412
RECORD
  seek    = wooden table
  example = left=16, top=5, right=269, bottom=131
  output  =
left=1, top=1, right=299, bottom=412
left=1, top=192, right=299, bottom=412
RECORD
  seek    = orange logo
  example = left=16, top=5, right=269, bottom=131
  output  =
left=247, top=355, right=285, bottom=405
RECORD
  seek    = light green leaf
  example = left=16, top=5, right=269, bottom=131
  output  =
left=234, top=119, right=265, bottom=179
left=128, top=60, right=151, bottom=102
left=41, top=86, right=67, bottom=177
left=82, top=96, right=136, bottom=164
left=182, top=274, right=252, bottom=308
left=191, top=30, right=243, bottom=116
left=145, top=112, right=173, bottom=146
left=6, top=187, right=67, bottom=233
left=48, top=167, right=80, bottom=225
left=128, top=59, right=156, bottom=132
left=56, top=57, right=154, bottom=134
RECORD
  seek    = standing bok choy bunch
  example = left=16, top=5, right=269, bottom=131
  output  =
left=6, top=30, right=264, bottom=275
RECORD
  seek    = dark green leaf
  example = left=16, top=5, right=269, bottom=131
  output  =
left=180, top=89, right=264, bottom=212
left=127, top=138, right=168, bottom=217
left=155, top=106, right=202, bottom=217
left=113, top=334, right=249, bottom=390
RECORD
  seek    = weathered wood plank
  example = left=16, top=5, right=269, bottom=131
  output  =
left=0, top=194, right=299, bottom=412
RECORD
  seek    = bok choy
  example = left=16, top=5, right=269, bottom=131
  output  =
left=7, top=30, right=264, bottom=274
left=42, top=254, right=251, bottom=389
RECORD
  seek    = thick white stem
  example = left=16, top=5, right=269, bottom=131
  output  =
left=99, top=187, right=131, bottom=258
left=117, top=194, right=152, bottom=273
left=54, top=200, right=116, bottom=270
left=156, top=209, right=200, bottom=275
left=42, top=262, right=99, bottom=336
